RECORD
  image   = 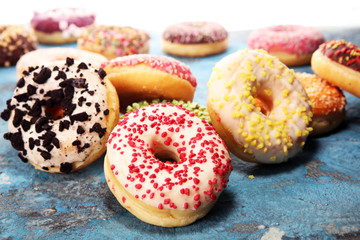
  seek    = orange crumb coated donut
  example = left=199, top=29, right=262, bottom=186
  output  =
left=296, top=72, right=346, bottom=136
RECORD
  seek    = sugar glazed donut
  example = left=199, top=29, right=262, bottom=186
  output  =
left=105, top=103, right=232, bottom=227
left=295, top=73, right=346, bottom=136
left=0, top=58, right=119, bottom=173
left=162, top=22, right=228, bottom=57
left=311, top=39, right=360, bottom=98
left=78, top=25, right=150, bottom=59
left=16, top=48, right=107, bottom=79
left=207, top=49, right=313, bottom=164
left=247, top=25, right=325, bottom=66
left=31, top=8, right=96, bottom=44
left=101, top=54, right=197, bottom=110
left=0, top=25, right=37, bottom=67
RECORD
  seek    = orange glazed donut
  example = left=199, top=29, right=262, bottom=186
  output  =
left=295, top=72, right=346, bottom=136
left=101, top=54, right=197, bottom=111
left=311, top=39, right=360, bottom=98
left=78, top=25, right=150, bottom=60
left=105, top=103, right=232, bottom=227
left=162, top=21, right=228, bottom=57
left=0, top=58, right=119, bottom=173
left=16, top=48, right=107, bottom=79
left=207, top=49, right=313, bottom=164
left=247, top=25, right=325, bottom=66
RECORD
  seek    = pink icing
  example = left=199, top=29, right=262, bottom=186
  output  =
left=247, top=25, right=325, bottom=56
left=102, top=54, right=197, bottom=87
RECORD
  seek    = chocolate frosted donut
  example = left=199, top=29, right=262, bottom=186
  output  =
left=162, top=22, right=228, bottom=57
left=1, top=58, right=119, bottom=173
left=0, top=25, right=37, bottom=67
left=30, top=8, right=96, bottom=44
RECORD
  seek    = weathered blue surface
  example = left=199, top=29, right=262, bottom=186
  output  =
left=1, top=28, right=360, bottom=240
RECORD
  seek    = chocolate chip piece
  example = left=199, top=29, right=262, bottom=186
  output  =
left=78, top=143, right=90, bottom=153
left=53, top=66, right=59, bottom=71
left=21, top=119, right=31, bottom=132
left=22, top=70, right=30, bottom=76
left=35, top=117, right=49, bottom=133
left=59, top=120, right=70, bottom=131
left=7, top=132, right=24, bottom=151
left=55, top=71, right=67, bottom=80
left=14, top=93, right=29, bottom=102
left=45, top=89, right=64, bottom=103
left=40, top=150, right=51, bottom=160
left=77, top=62, right=88, bottom=70
left=77, top=126, right=85, bottom=134
left=98, top=68, right=106, bottom=79
left=13, top=109, right=25, bottom=128
left=17, top=78, right=25, bottom=88
left=27, top=84, right=37, bottom=96
left=52, top=137, right=60, bottom=148
left=0, top=108, right=11, bottom=121
left=18, top=152, right=28, bottom=163
left=66, top=57, right=74, bottom=67
left=28, top=99, right=42, bottom=117
left=41, top=131, right=56, bottom=148
left=63, top=104, right=76, bottom=116
left=78, top=96, right=86, bottom=107
left=60, top=162, right=72, bottom=173
left=29, top=137, right=35, bottom=150
left=42, top=166, right=49, bottom=171
left=70, top=112, right=88, bottom=124
left=90, top=123, right=106, bottom=138
left=34, top=67, right=51, bottom=84
left=104, top=109, right=109, bottom=115
left=95, top=103, right=100, bottom=113
left=72, top=140, right=81, bottom=146
left=88, top=90, right=94, bottom=96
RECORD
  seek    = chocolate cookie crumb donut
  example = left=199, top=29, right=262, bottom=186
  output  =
left=0, top=25, right=37, bottom=67
left=1, top=58, right=119, bottom=173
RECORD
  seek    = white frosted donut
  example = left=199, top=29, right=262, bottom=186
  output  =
left=207, top=49, right=313, bottom=164
left=16, top=48, right=107, bottom=79
left=105, top=103, right=232, bottom=227
left=1, top=58, right=119, bottom=173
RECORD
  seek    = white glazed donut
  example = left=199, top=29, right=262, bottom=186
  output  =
left=1, top=58, right=119, bottom=173
left=16, top=48, right=107, bottom=79
left=105, top=103, right=232, bottom=227
left=207, top=49, right=313, bottom=164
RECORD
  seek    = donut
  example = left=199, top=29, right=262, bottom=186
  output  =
left=295, top=72, right=346, bottom=136
left=125, top=99, right=211, bottom=123
left=311, top=39, right=360, bottom=98
left=16, top=47, right=107, bottom=79
left=162, top=22, right=228, bottom=57
left=105, top=103, right=232, bottom=227
left=207, top=49, right=313, bottom=164
left=78, top=25, right=150, bottom=59
left=0, top=25, right=37, bottom=67
left=101, top=54, right=197, bottom=111
left=30, top=8, right=96, bottom=44
left=247, top=25, right=325, bottom=66
left=0, top=58, right=119, bottom=173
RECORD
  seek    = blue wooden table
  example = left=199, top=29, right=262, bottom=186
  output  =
left=1, top=28, right=360, bottom=239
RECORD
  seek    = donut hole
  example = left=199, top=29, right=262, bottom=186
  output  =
left=153, top=142, right=179, bottom=164
left=255, top=93, right=273, bottom=116
left=45, top=105, right=64, bottom=119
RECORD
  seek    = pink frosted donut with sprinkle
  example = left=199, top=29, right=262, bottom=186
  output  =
left=101, top=54, right=197, bottom=111
left=247, top=25, right=325, bottom=66
left=104, top=103, right=232, bottom=227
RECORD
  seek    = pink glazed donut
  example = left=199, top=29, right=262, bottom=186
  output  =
left=247, top=25, right=325, bottom=66
left=30, top=8, right=96, bottom=44
left=162, top=22, right=228, bottom=57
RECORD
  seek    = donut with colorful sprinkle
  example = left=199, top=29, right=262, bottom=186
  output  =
left=0, top=58, right=119, bottom=173
left=162, top=22, right=228, bottom=57
left=0, top=25, right=37, bottom=67
left=105, top=103, right=232, bottom=227
left=311, top=39, right=360, bottom=98
left=207, top=49, right=313, bottom=164
left=101, top=54, right=197, bottom=111
left=78, top=25, right=150, bottom=59
left=16, top=48, right=107, bottom=79
left=30, top=8, right=96, bottom=44
left=296, top=72, right=346, bottom=136
left=247, top=25, right=325, bottom=66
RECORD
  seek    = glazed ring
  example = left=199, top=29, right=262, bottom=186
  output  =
left=30, top=8, right=96, bottom=44
left=1, top=58, right=119, bottom=173
left=0, top=25, right=37, bottom=67
left=162, top=21, right=228, bottom=57
left=296, top=72, right=346, bottom=136
left=207, top=49, right=313, bottom=164
left=311, top=39, right=360, bottom=98
left=105, top=103, right=232, bottom=227
left=247, top=25, right=325, bottom=66
left=101, top=54, right=197, bottom=111
left=16, top=47, right=107, bottom=79
left=78, top=25, right=150, bottom=59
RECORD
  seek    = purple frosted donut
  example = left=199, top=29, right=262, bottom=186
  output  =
left=30, top=8, right=96, bottom=44
left=162, top=22, right=229, bottom=57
